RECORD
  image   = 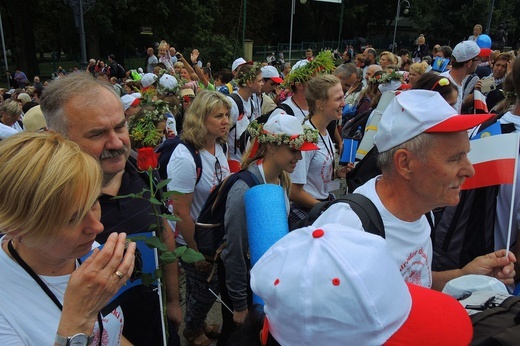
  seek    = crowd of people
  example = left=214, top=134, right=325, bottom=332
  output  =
left=1, top=28, right=520, bottom=345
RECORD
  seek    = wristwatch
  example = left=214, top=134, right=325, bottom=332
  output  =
left=55, top=332, right=94, bottom=346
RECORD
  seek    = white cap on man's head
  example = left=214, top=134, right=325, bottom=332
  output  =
left=140, top=73, right=158, bottom=88
left=260, top=66, right=283, bottom=84
left=374, top=90, right=494, bottom=152
left=251, top=223, right=473, bottom=345
left=452, top=40, right=481, bottom=63
left=121, top=94, right=140, bottom=111
left=232, top=57, right=247, bottom=72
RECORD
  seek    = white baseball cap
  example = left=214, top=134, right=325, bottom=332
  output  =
left=232, top=57, right=247, bottom=72
left=374, top=90, right=494, bottom=152
left=251, top=223, right=473, bottom=345
left=261, top=113, right=319, bottom=151
left=121, top=94, right=140, bottom=111
left=260, top=66, right=283, bottom=84
left=158, top=73, right=178, bottom=92
left=140, top=73, right=158, bottom=88
left=452, top=40, right=481, bottom=63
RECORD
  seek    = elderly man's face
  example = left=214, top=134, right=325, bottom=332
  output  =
left=64, top=88, right=130, bottom=177
left=407, top=131, right=474, bottom=209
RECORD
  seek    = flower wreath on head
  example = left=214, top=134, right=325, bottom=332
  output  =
left=368, top=70, right=403, bottom=84
left=282, top=50, right=336, bottom=89
left=129, top=99, right=172, bottom=149
left=247, top=119, right=319, bottom=150
left=235, top=62, right=262, bottom=87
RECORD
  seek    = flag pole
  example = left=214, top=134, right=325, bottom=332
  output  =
left=505, top=133, right=520, bottom=258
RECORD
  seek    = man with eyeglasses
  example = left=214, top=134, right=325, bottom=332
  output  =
left=440, top=40, right=484, bottom=113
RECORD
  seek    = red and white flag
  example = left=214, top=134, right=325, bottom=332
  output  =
left=462, top=133, right=519, bottom=190
left=474, top=89, right=489, bottom=113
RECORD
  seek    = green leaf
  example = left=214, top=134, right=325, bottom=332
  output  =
left=154, top=268, right=163, bottom=279
left=155, top=180, right=169, bottom=190
left=127, top=235, right=148, bottom=242
left=148, top=223, right=158, bottom=231
left=149, top=197, right=163, bottom=205
left=159, top=213, right=181, bottom=222
left=159, top=251, right=178, bottom=264
left=140, top=273, right=155, bottom=286
left=181, top=248, right=205, bottom=263
left=162, top=191, right=176, bottom=199
left=112, top=193, right=138, bottom=200
left=145, top=236, right=167, bottom=251
left=173, top=246, right=187, bottom=257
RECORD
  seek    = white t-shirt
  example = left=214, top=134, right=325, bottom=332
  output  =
left=0, top=237, right=124, bottom=346
left=314, top=177, right=433, bottom=288
left=270, top=96, right=308, bottom=123
left=290, top=119, right=334, bottom=200
left=167, top=143, right=231, bottom=245
left=0, top=122, right=19, bottom=140
left=227, top=92, right=253, bottom=162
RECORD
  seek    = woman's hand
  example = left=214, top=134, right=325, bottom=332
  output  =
left=57, top=232, right=136, bottom=336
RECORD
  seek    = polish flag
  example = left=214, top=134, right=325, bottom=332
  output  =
left=462, top=133, right=519, bottom=190
left=474, top=90, right=489, bottom=113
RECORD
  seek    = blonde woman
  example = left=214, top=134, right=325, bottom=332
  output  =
left=219, top=114, right=318, bottom=343
left=167, top=90, right=232, bottom=345
left=290, top=74, right=345, bottom=218
left=0, top=132, right=135, bottom=345
left=408, top=61, right=429, bottom=86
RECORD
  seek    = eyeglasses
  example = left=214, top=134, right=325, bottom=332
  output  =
left=215, top=157, right=223, bottom=184
left=431, top=77, right=450, bottom=90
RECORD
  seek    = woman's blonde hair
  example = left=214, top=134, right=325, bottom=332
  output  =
left=0, top=132, right=102, bottom=248
left=0, top=98, right=22, bottom=117
left=409, top=61, right=428, bottom=75
left=241, top=143, right=291, bottom=193
left=306, top=74, right=341, bottom=117
left=181, top=90, right=231, bottom=150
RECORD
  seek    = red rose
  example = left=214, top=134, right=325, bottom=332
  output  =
left=137, top=147, right=158, bottom=171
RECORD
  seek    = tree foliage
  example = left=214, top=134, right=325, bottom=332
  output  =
left=0, top=0, right=519, bottom=76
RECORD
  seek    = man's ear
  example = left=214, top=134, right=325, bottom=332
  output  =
left=393, top=148, right=414, bottom=181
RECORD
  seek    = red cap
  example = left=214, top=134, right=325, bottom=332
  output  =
left=384, top=283, right=473, bottom=345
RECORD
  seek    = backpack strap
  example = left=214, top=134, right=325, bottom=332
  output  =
left=305, top=193, right=385, bottom=238
left=228, top=93, right=245, bottom=155
left=277, top=103, right=295, bottom=116
left=156, top=138, right=203, bottom=185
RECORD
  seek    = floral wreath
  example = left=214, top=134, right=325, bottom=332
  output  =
left=368, top=70, right=403, bottom=84
left=282, top=50, right=336, bottom=89
left=156, top=69, right=181, bottom=95
left=247, top=119, right=319, bottom=150
left=129, top=99, right=172, bottom=148
left=235, top=62, right=262, bottom=87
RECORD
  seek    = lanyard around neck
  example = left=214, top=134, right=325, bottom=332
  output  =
left=309, top=119, right=335, bottom=180
left=7, top=240, right=104, bottom=344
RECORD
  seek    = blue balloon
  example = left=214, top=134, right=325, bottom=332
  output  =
left=477, top=34, right=492, bottom=49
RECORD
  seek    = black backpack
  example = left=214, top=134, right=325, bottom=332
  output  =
left=289, top=193, right=385, bottom=238
left=155, top=137, right=202, bottom=183
left=194, top=170, right=259, bottom=259
left=228, top=93, right=254, bottom=155
left=470, top=295, right=520, bottom=346
left=116, top=63, right=126, bottom=79
left=341, top=106, right=372, bottom=139
left=155, top=137, right=227, bottom=183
